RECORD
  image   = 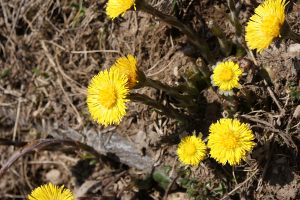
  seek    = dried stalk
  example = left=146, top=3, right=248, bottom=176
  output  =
left=0, top=139, right=101, bottom=178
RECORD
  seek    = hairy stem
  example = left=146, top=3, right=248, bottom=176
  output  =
left=144, top=77, right=191, bottom=101
left=282, top=21, right=300, bottom=43
left=128, top=93, right=188, bottom=123
left=226, top=0, right=242, bottom=37
left=136, top=0, right=215, bottom=64
left=287, top=29, right=300, bottom=43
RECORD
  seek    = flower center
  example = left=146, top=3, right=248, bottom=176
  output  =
left=262, top=16, right=281, bottom=38
left=185, top=144, right=197, bottom=156
left=220, top=67, right=234, bottom=81
left=99, top=86, right=117, bottom=109
left=223, top=133, right=238, bottom=149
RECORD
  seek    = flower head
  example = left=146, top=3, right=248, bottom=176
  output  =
left=211, top=61, right=242, bottom=95
left=177, top=135, right=207, bottom=166
left=87, top=68, right=129, bottom=126
left=28, top=183, right=74, bottom=200
left=245, top=0, right=287, bottom=52
left=106, top=0, right=135, bottom=19
left=111, top=55, right=138, bottom=89
left=207, top=118, right=255, bottom=166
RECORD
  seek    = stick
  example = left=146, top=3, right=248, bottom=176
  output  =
left=0, top=139, right=101, bottom=178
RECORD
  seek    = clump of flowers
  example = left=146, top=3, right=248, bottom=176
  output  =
left=106, top=0, right=135, bottom=19
left=28, top=183, right=74, bottom=200
left=177, top=134, right=207, bottom=166
left=211, top=61, right=242, bottom=96
left=207, top=118, right=255, bottom=166
left=245, top=0, right=287, bottom=52
left=111, top=54, right=138, bottom=89
left=87, top=68, right=129, bottom=126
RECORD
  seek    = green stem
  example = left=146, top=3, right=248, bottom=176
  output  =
left=287, top=28, right=300, bottom=43
left=226, top=0, right=242, bottom=37
left=232, top=166, right=238, bottom=185
left=195, top=58, right=211, bottom=84
left=128, top=93, right=188, bottom=123
left=144, top=77, right=189, bottom=100
left=136, top=0, right=215, bottom=64
left=137, top=71, right=201, bottom=112
left=144, top=77, right=203, bottom=112
left=208, top=21, right=233, bottom=56
left=281, top=21, right=300, bottom=43
left=223, top=95, right=239, bottom=115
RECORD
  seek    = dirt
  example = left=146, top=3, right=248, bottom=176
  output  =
left=0, top=0, right=300, bottom=199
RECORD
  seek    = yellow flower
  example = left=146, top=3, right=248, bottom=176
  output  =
left=106, top=0, right=135, bottom=19
left=245, top=0, right=287, bottom=52
left=28, top=183, right=74, bottom=200
left=177, top=135, right=207, bottom=166
left=207, top=118, right=255, bottom=166
left=87, top=68, right=129, bottom=126
left=111, top=55, right=138, bottom=89
left=211, top=61, right=242, bottom=95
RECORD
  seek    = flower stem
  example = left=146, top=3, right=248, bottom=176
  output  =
left=281, top=21, right=300, bottom=43
left=137, top=71, right=201, bottom=112
left=144, top=77, right=203, bottom=112
left=128, top=93, right=188, bottom=123
left=136, top=0, right=215, bottom=64
left=208, top=21, right=233, bottom=57
left=226, top=0, right=242, bottom=37
left=144, top=77, right=190, bottom=100
left=287, top=28, right=300, bottom=43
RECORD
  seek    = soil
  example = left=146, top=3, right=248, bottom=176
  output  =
left=0, top=0, right=300, bottom=199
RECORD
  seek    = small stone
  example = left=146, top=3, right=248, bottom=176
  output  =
left=45, top=169, right=62, bottom=185
left=287, top=44, right=300, bottom=53
left=167, top=192, right=189, bottom=200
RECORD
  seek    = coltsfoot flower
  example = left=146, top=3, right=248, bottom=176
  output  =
left=106, top=0, right=136, bottom=19
left=245, top=0, right=287, bottom=52
left=211, top=61, right=242, bottom=96
left=177, top=135, right=207, bottom=166
left=111, top=54, right=138, bottom=89
left=87, top=68, right=129, bottom=126
left=207, top=118, right=255, bottom=166
left=28, top=183, right=74, bottom=200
